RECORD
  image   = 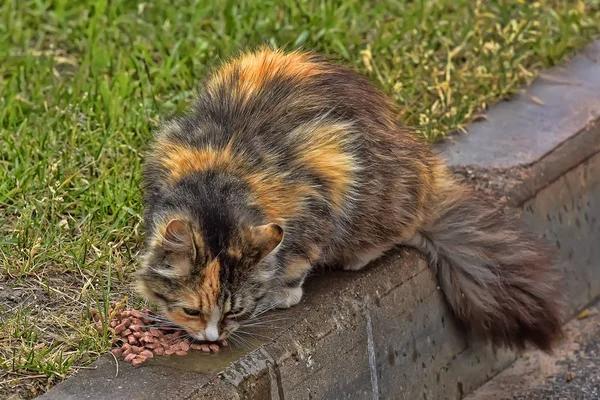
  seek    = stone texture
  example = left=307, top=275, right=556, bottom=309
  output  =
left=521, top=152, right=600, bottom=316
left=36, top=354, right=213, bottom=400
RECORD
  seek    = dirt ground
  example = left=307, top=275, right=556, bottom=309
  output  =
left=0, top=273, right=138, bottom=399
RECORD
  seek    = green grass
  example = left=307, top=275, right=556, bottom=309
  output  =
left=1, top=0, right=600, bottom=396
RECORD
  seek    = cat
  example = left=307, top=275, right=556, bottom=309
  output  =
left=138, top=47, right=562, bottom=350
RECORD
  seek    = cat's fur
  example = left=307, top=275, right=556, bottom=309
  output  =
left=138, top=48, right=562, bottom=349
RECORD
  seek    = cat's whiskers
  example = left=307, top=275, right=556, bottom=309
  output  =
left=227, top=332, right=254, bottom=349
left=250, top=299, right=286, bottom=319
left=242, top=313, right=294, bottom=322
left=240, top=315, right=296, bottom=326
left=234, top=329, right=275, bottom=342
left=239, top=320, right=292, bottom=329
left=226, top=335, right=243, bottom=348
left=139, top=312, right=174, bottom=324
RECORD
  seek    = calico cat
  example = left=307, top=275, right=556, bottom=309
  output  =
left=138, top=48, right=562, bottom=350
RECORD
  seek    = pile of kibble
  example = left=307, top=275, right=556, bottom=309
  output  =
left=90, top=304, right=225, bottom=367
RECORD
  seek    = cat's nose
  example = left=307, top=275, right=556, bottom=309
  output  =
left=205, top=326, right=219, bottom=341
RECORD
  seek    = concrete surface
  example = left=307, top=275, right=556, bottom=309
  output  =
left=466, top=300, right=600, bottom=400
left=38, top=40, right=600, bottom=400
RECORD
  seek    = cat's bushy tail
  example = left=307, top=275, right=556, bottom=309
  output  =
left=408, top=170, right=563, bottom=352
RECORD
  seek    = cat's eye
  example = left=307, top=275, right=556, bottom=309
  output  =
left=182, top=308, right=202, bottom=316
left=224, top=309, right=243, bottom=319
left=152, top=291, right=169, bottom=303
left=223, top=297, right=232, bottom=314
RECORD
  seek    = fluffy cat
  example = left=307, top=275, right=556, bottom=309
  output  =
left=138, top=48, right=562, bottom=350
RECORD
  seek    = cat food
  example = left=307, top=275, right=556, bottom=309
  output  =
left=91, top=304, right=227, bottom=367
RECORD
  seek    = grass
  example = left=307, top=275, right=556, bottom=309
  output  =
left=1, top=0, right=600, bottom=397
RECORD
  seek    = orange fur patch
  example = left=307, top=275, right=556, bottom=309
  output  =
left=154, top=140, right=235, bottom=183
left=307, top=244, right=322, bottom=264
left=227, top=247, right=243, bottom=260
left=166, top=258, right=222, bottom=333
left=292, top=123, right=358, bottom=211
left=200, top=258, right=221, bottom=313
left=166, top=310, right=207, bottom=332
left=432, top=162, right=460, bottom=211
left=392, top=160, right=445, bottom=240
left=412, top=159, right=434, bottom=210
left=209, top=48, right=324, bottom=101
left=244, top=171, right=317, bottom=221
left=154, top=139, right=314, bottom=220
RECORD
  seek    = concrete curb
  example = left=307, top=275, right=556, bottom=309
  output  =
left=39, top=40, right=600, bottom=400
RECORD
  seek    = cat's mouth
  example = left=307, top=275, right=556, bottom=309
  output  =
left=183, top=318, right=239, bottom=342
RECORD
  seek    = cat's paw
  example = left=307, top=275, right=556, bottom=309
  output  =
left=271, top=286, right=303, bottom=309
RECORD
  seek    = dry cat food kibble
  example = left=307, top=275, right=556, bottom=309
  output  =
left=90, top=304, right=226, bottom=367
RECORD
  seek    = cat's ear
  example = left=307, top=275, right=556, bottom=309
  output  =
left=249, top=223, right=284, bottom=259
left=163, top=219, right=195, bottom=256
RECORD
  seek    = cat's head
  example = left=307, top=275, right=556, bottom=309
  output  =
left=137, top=216, right=283, bottom=341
